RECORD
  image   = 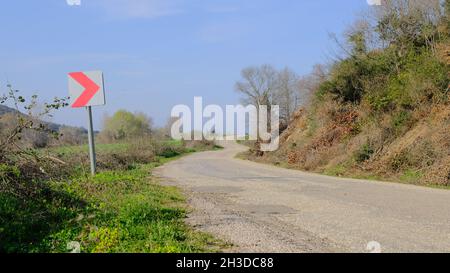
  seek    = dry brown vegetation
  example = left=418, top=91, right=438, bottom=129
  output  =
left=242, top=0, right=450, bottom=187
left=251, top=101, right=449, bottom=186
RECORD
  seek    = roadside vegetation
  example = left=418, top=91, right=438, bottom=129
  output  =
left=239, top=0, right=449, bottom=187
left=0, top=88, right=222, bottom=253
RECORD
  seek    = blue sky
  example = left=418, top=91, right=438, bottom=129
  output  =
left=0, top=0, right=371, bottom=129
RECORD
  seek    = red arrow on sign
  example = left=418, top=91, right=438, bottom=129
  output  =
left=69, top=72, right=100, bottom=108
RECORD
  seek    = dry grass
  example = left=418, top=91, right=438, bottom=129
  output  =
left=248, top=98, right=450, bottom=187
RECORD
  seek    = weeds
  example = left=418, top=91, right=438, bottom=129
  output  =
left=0, top=140, right=222, bottom=253
left=324, top=164, right=347, bottom=177
left=354, top=143, right=375, bottom=163
left=400, top=169, right=423, bottom=183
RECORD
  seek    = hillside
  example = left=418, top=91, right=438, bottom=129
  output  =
left=0, top=104, right=87, bottom=134
left=245, top=1, right=450, bottom=187
left=0, top=105, right=17, bottom=116
left=251, top=102, right=449, bottom=186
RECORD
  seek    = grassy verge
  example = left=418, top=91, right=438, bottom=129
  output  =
left=45, top=163, right=223, bottom=253
left=0, top=140, right=226, bottom=253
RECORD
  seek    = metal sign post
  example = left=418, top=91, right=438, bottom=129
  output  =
left=86, top=106, right=97, bottom=175
left=68, top=71, right=106, bottom=176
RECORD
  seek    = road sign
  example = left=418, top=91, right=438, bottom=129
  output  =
left=68, top=70, right=106, bottom=175
left=68, top=71, right=105, bottom=108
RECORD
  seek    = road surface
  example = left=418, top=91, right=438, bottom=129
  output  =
left=154, top=141, right=450, bottom=253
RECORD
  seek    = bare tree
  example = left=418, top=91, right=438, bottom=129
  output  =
left=298, top=64, right=328, bottom=105
left=164, top=116, right=180, bottom=138
left=275, top=67, right=299, bottom=123
left=235, top=65, right=279, bottom=107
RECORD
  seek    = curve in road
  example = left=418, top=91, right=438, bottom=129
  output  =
left=154, top=141, right=450, bottom=253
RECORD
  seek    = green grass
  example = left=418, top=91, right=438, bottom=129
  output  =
left=163, top=139, right=184, bottom=146
left=323, top=164, right=347, bottom=177
left=48, top=140, right=184, bottom=156
left=41, top=163, right=224, bottom=253
left=1, top=140, right=226, bottom=253
left=399, top=169, right=423, bottom=184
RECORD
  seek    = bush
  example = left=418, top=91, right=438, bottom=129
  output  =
left=319, top=59, right=366, bottom=103
left=157, top=146, right=182, bottom=158
left=355, top=143, right=375, bottom=163
left=391, top=110, right=413, bottom=135
left=100, top=110, right=153, bottom=142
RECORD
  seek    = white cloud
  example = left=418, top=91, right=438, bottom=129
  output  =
left=92, top=0, right=185, bottom=19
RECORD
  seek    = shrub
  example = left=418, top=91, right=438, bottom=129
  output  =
left=355, top=143, right=375, bottom=163
left=391, top=110, right=413, bottom=135
left=100, top=110, right=153, bottom=142
left=320, top=59, right=366, bottom=103
left=390, top=150, right=414, bottom=171
left=157, top=146, right=181, bottom=158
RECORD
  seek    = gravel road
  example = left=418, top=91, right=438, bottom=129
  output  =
left=154, top=141, right=450, bottom=253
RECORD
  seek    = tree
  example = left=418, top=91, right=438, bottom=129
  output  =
left=100, top=110, right=153, bottom=141
left=374, top=0, right=443, bottom=54
left=235, top=65, right=279, bottom=107
left=275, top=67, right=299, bottom=123
left=163, top=116, right=180, bottom=138
left=298, top=64, right=327, bottom=103
left=347, top=21, right=370, bottom=56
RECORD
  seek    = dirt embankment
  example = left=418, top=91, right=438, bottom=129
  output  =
left=246, top=103, right=450, bottom=187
